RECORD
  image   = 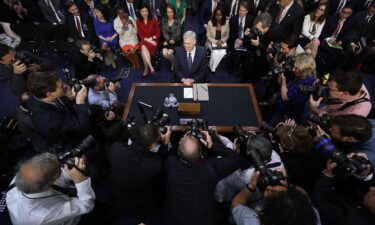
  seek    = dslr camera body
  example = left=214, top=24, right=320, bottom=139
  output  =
left=148, top=108, right=170, bottom=134
left=264, top=56, right=295, bottom=80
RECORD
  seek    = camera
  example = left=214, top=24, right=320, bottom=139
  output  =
left=106, top=74, right=123, bottom=84
left=187, top=119, right=207, bottom=140
left=121, top=115, right=135, bottom=130
left=69, top=78, right=96, bottom=92
left=55, top=135, right=95, bottom=168
left=307, top=114, right=331, bottom=131
left=267, top=42, right=281, bottom=55
left=316, top=135, right=369, bottom=177
left=91, top=46, right=104, bottom=55
left=233, top=125, right=253, bottom=144
left=14, top=52, right=34, bottom=66
left=248, top=146, right=286, bottom=190
left=300, top=83, right=329, bottom=101
left=149, top=108, right=170, bottom=134
left=260, top=122, right=277, bottom=133
left=264, top=57, right=295, bottom=80
left=247, top=27, right=262, bottom=40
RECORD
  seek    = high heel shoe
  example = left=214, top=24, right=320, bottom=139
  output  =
left=150, top=70, right=157, bottom=76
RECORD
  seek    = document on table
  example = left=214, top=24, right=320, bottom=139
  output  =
left=184, top=88, right=193, bottom=99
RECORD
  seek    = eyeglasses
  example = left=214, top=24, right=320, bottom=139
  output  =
left=317, top=8, right=325, bottom=12
left=287, top=125, right=296, bottom=148
left=341, top=10, right=352, bottom=15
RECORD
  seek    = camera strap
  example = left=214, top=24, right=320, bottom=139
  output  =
left=337, top=97, right=370, bottom=111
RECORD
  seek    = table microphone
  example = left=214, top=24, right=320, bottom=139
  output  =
left=137, top=101, right=153, bottom=110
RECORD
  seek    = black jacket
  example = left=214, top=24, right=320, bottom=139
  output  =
left=107, top=141, right=167, bottom=218
left=228, top=14, right=254, bottom=49
left=71, top=48, right=100, bottom=79
left=312, top=175, right=375, bottom=225
left=162, top=141, right=246, bottom=225
left=0, top=51, right=54, bottom=97
left=320, top=15, right=354, bottom=42
left=27, top=96, right=91, bottom=148
left=65, top=12, right=95, bottom=42
left=173, top=46, right=208, bottom=82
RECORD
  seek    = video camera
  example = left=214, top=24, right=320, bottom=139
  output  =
left=267, top=42, right=281, bottom=55
left=316, top=135, right=369, bottom=178
left=14, top=52, right=34, bottom=66
left=264, top=57, right=294, bottom=80
left=55, top=135, right=95, bottom=168
left=149, top=108, right=170, bottom=134
left=248, top=146, right=286, bottom=190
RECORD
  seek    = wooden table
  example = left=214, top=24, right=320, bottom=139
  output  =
left=122, top=83, right=262, bottom=132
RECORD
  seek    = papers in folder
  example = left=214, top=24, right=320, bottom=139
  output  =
left=183, top=84, right=209, bottom=101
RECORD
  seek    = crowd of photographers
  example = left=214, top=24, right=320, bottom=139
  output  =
left=0, top=0, right=375, bottom=225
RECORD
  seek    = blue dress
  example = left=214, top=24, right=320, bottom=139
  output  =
left=94, top=18, right=119, bottom=49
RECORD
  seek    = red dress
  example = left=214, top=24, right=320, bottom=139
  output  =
left=136, top=17, right=160, bottom=55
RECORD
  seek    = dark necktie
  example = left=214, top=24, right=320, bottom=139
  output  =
left=130, top=3, right=136, bottom=19
left=75, top=16, right=83, bottom=38
left=276, top=7, right=283, bottom=23
left=238, top=18, right=244, bottom=39
left=188, top=53, right=192, bottom=71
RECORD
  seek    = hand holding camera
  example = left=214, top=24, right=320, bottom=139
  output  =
left=13, top=60, right=27, bottom=74
left=74, top=85, right=88, bottom=105
left=64, top=157, right=87, bottom=183
left=88, top=50, right=96, bottom=61
left=199, top=131, right=213, bottom=149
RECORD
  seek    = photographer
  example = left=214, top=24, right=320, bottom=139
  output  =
left=215, top=134, right=284, bottom=203
left=163, top=131, right=246, bottom=225
left=309, top=72, right=372, bottom=117
left=276, top=119, right=325, bottom=193
left=268, top=38, right=305, bottom=69
left=312, top=155, right=375, bottom=225
left=6, top=152, right=95, bottom=225
left=0, top=43, right=53, bottom=97
left=270, top=53, right=317, bottom=125
left=107, top=123, right=171, bottom=224
left=71, top=39, right=103, bottom=79
left=85, top=74, right=120, bottom=111
left=231, top=169, right=321, bottom=225
left=26, top=71, right=91, bottom=150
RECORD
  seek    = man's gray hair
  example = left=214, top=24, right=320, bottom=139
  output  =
left=254, top=13, right=273, bottom=28
left=183, top=31, right=197, bottom=41
left=15, top=153, right=60, bottom=194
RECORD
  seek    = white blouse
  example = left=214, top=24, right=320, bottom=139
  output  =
left=114, top=16, right=139, bottom=47
left=301, top=14, right=326, bottom=40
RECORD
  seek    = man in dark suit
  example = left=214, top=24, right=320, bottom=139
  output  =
left=224, top=0, right=240, bottom=18
left=268, top=0, right=304, bottom=43
left=120, top=0, right=140, bottom=21
left=37, top=0, right=65, bottom=24
left=174, top=31, right=208, bottom=85
left=328, top=0, right=350, bottom=15
left=248, top=0, right=271, bottom=16
left=76, top=0, right=97, bottom=18
left=143, top=0, right=165, bottom=20
left=317, top=6, right=354, bottom=73
left=199, top=0, right=223, bottom=43
left=352, top=0, right=374, bottom=13
left=65, top=1, right=95, bottom=42
left=71, top=40, right=103, bottom=79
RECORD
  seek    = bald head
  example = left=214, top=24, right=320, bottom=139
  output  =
left=178, top=135, right=202, bottom=164
left=15, top=153, right=60, bottom=194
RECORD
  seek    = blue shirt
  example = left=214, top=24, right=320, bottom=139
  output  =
left=88, top=88, right=118, bottom=109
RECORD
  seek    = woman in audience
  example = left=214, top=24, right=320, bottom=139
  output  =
left=170, top=0, right=186, bottom=25
left=94, top=4, right=118, bottom=69
left=114, top=7, right=140, bottom=70
left=299, top=3, right=327, bottom=58
left=161, top=4, right=181, bottom=69
left=206, top=7, right=229, bottom=73
left=272, top=53, right=317, bottom=124
left=136, top=3, right=160, bottom=77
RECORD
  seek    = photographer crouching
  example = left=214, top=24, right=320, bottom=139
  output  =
left=0, top=43, right=53, bottom=97
left=71, top=40, right=104, bottom=79
left=308, top=72, right=372, bottom=117
left=6, top=152, right=95, bottom=225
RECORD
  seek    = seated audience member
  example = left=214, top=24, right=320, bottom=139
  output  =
left=215, top=134, right=284, bottom=203
left=231, top=170, right=321, bottom=225
left=199, top=0, right=223, bottom=39
left=85, top=74, right=120, bottom=110
left=161, top=4, right=181, bottom=69
left=163, top=131, right=246, bottom=225
left=9, top=0, right=35, bottom=24
left=174, top=31, right=208, bottom=85
left=77, top=0, right=97, bottom=18
left=107, top=124, right=171, bottom=224
left=276, top=119, right=325, bottom=194
left=37, top=0, right=66, bottom=24
left=352, top=0, right=375, bottom=13
left=268, top=0, right=304, bottom=42
left=206, top=7, right=229, bottom=73
left=325, top=114, right=375, bottom=171
left=312, top=154, right=375, bottom=225
left=71, top=39, right=103, bottom=79
left=247, top=0, right=270, bottom=17
left=114, top=6, right=140, bottom=70
left=120, top=0, right=140, bottom=21
left=26, top=71, right=91, bottom=150
left=299, top=3, right=327, bottom=57
left=136, top=3, right=160, bottom=77
left=170, top=0, right=186, bottom=24
left=328, top=0, right=352, bottom=16
left=309, top=72, right=372, bottom=117
left=143, top=0, right=165, bottom=20
left=94, top=4, right=118, bottom=69
left=318, top=6, right=354, bottom=73
left=0, top=43, right=53, bottom=97
left=272, top=53, right=317, bottom=124
left=65, top=0, right=95, bottom=43
left=6, top=152, right=95, bottom=225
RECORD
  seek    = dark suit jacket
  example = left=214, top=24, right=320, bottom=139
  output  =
left=174, top=46, right=208, bottom=82
left=228, top=14, right=254, bottom=48
left=320, top=15, right=353, bottom=42
left=351, top=0, right=374, bottom=13
left=162, top=141, right=246, bottom=225
left=328, top=0, right=351, bottom=15
left=268, top=1, right=304, bottom=42
left=347, top=11, right=375, bottom=42
left=76, top=0, right=98, bottom=18
left=27, top=96, right=90, bottom=147
left=119, top=0, right=141, bottom=19
left=142, top=0, right=165, bottom=19
left=199, top=0, right=224, bottom=27
left=71, top=48, right=100, bottom=79
left=37, top=0, right=66, bottom=24
left=65, top=12, right=95, bottom=42
left=247, top=0, right=270, bottom=16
